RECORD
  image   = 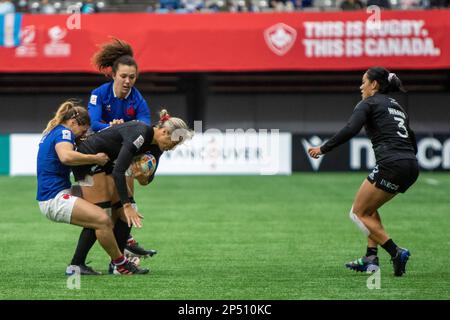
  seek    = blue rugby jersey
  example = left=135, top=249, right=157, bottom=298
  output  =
left=88, top=81, right=151, bottom=132
left=36, top=125, right=75, bottom=201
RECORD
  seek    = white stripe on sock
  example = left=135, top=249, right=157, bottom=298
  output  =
left=113, top=257, right=127, bottom=266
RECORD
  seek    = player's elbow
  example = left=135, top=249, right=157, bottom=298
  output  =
left=111, top=170, right=121, bottom=179
left=58, top=152, right=74, bottom=165
left=91, top=123, right=102, bottom=132
left=345, top=125, right=361, bottom=138
left=112, top=169, right=126, bottom=181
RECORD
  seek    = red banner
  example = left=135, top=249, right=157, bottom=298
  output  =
left=1, top=10, right=449, bottom=72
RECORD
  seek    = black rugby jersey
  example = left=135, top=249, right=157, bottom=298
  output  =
left=77, top=121, right=163, bottom=204
left=321, top=93, right=417, bottom=163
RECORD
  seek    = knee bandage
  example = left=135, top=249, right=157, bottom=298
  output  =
left=349, top=207, right=370, bottom=236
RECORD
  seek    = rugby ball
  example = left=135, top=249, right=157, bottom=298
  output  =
left=138, top=152, right=157, bottom=176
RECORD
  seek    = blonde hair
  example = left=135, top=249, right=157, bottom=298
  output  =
left=43, top=100, right=90, bottom=134
left=157, top=109, right=193, bottom=143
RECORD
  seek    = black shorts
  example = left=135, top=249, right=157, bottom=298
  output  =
left=367, top=159, right=419, bottom=194
left=72, top=140, right=114, bottom=181
left=72, top=161, right=114, bottom=182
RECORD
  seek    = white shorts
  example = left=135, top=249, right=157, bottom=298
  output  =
left=38, top=189, right=78, bottom=224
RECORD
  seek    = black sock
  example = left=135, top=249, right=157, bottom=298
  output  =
left=366, top=247, right=378, bottom=257
left=70, top=201, right=111, bottom=266
left=381, top=239, right=399, bottom=258
left=114, top=219, right=132, bottom=253
left=70, top=228, right=97, bottom=266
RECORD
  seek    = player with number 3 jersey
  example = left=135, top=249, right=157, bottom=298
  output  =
left=307, top=67, right=419, bottom=277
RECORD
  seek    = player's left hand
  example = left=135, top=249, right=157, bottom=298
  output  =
left=123, top=204, right=144, bottom=228
left=109, top=119, right=124, bottom=126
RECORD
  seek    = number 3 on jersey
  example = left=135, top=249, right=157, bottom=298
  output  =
left=394, top=116, right=409, bottom=138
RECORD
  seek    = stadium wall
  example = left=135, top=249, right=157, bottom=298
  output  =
left=0, top=91, right=449, bottom=134
left=204, top=92, right=450, bottom=134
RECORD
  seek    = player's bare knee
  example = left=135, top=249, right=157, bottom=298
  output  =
left=348, top=207, right=370, bottom=236
left=104, top=218, right=113, bottom=230
left=97, top=214, right=113, bottom=230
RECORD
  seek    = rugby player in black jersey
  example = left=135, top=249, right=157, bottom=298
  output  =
left=67, top=110, right=192, bottom=275
left=308, top=67, right=419, bottom=277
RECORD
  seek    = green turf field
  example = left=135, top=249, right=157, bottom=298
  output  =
left=0, top=173, right=449, bottom=300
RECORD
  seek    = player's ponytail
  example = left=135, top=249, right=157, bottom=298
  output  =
left=367, top=66, right=406, bottom=94
left=92, top=38, right=137, bottom=78
left=157, top=109, right=193, bottom=143
left=43, top=100, right=90, bottom=135
left=387, top=73, right=405, bottom=93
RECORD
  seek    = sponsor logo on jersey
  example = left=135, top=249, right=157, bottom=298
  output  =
left=90, top=94, right=97, bottom=105
left=62, top=129, right=72, bottom=141
left=133, top=135, right=145, bottom=149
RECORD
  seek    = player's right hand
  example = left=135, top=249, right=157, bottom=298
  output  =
left=123, top=204, right=144, bottom=228
left=308, top=147, right=323, bottom=159
left=94, top=152, right=109, bottom=166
